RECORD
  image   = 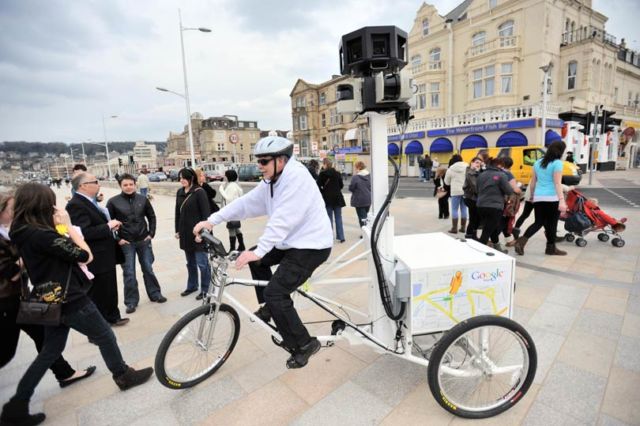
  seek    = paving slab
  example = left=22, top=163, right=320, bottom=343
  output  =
left=2, top=172, right=639, bottom=424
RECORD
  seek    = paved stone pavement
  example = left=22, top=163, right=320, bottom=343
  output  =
left=1, top=169, right=639, bottom=425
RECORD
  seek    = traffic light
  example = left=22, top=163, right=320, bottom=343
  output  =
left=118, top=158, right=123, bottom=167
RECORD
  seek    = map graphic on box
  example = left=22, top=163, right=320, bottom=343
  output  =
left=410, top=261, right=513, bottom=334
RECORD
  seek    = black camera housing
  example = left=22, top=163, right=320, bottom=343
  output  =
left=339, top=26, right=408, bottom=77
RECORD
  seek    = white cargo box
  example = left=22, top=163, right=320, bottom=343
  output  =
left=394, top=233, right=515, bottom=335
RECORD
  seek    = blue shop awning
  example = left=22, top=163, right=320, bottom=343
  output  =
left=388, top=143, right=400, bottom=156
left=405, top=140, right=424, bottom=155
left=545, top=130, right=562, bottom=146
left=460, top=134, right=488, bottom=150
left=497, top=131, right=528, bottom=147
left=430, top=138, right=453, bottom=153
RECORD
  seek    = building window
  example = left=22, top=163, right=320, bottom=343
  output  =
left=330, top=108, right=337, bottom=125
left=319, top=92, right=326, bottom=105
left=429, top=48, right=441, bottom=69
left=501, top=63, right=513, bottom=93
left=299, top=115, right=307, bottom=131
left=217, top=143, right=225, bottom=151
left=473, top=69, right=483, bottom=99
left=411, top=54, right=422, bottom=66
left=489, top=0, right=497, bottom=8
left=472, top=66, right=495, bottom=98
left=416, top=84, right=427, bottom=110
left=422, top=19, right=429, bottom=36
left=567, top=61, right=577, bottom=90
left=430, top=82, right=440, bottom=107
left=614, top=87, right=618, bottom=103
left=485, top=65, right=495, bottom=96
left=295, top=96, right=306, bottom=107
left=471, top=31, right=486, bottom=55
left=472, top=31, right=486, bottom=46
left=498, top=20, right=515, bottom=46
left=321, top=113, right=326, bottom=127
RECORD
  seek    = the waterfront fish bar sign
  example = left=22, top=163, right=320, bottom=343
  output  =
left=426, top=118, right=540, bottom=137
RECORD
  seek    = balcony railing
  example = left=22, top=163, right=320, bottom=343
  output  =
left=561, top=26, right=617, bottom=48
left=387, top=103, right=563, bottom=135
left=467, top=36, right=518, bottom=58
left=410, top=61, right=444, bottom=75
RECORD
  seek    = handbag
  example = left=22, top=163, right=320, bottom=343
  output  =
left=564, top=212, right=592, bottom=233
left=436, top=187, right=448, bottom=199
left=16, top=265, right=72, bottom=327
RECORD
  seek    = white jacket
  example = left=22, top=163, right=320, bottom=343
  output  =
left=444, top=161, right=468, bottom=196
left=208, top=157, right=333, bottom=257
left=218, top=181, right=243, bottom=206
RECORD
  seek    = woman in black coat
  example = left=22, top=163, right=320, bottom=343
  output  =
left=0, top=192, right=94, bottom=387
left=175, top=168, right=211, bottom=299
left=318, top=158, right=346, bottom=242
left=2, top=184, right=153, bottom=425
left=195, top=168, right=220, bottom=214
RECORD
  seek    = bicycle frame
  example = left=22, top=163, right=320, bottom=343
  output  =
left=200, top=241, right=433, bottom=368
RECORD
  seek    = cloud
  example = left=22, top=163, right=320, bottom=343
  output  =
left=0, top=0, right=636, bottom=142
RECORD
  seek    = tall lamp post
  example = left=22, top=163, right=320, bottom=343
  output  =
left=102, top=114, right=118, bottom=179
left=540, top=61, right=553, bottom=145
left=157, top=10, right=211, bottom=168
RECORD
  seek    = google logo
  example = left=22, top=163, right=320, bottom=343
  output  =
left=471, top=269, right=505, bottom=281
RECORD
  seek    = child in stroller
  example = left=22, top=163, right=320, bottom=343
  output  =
left=563, top=189, right=627, bottom=247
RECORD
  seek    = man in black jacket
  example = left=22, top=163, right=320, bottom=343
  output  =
left=107, top=174, right=166, bottom=314
left=67, top=173, right=129, bottom=326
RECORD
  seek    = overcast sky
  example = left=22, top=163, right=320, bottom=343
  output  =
left=0, top=0, right=637, bottom=143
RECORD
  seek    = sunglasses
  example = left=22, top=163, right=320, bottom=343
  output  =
left=81, top=180, right=99, bottom=185
left=256, top=158, right=274, bottom=166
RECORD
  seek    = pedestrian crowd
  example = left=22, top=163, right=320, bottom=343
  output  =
left=433, top=140, right=569, bottom=256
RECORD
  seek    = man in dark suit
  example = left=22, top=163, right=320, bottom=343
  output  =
left=66, top=172, right=129, bottom=326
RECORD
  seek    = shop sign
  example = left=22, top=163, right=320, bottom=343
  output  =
left=426, top=119, right=537, bottom=137
left=335, top=146, right=363, bottom=154
left=387, top=131, right=425, bottom=142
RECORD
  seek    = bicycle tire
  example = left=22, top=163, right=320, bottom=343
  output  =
left=427, top=315, right=536, bottom=419
left=155, top=303, right=240, bottom=389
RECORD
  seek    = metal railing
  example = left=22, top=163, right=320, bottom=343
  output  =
left=388, top=103, right=563, bottom=135
left=467, top=36, right=518, bottom=58
left=561, top=26, right=617, bottom=47
left=410, top=61, right=444, bottom=75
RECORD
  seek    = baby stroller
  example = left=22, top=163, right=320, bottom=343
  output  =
left=563, top=189, right=627, bottom=248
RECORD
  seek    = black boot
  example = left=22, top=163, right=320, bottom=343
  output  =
left=0, top=399, right=45, bottom=426
left=113, top=367, right=153, bottom=391
left=286, top=337, right=321, bottom=369
left=229, top=236, right=236, bottom=251
left=236, top=233, right=246, bottom=251
left=545, top=244, right=567, bottom=256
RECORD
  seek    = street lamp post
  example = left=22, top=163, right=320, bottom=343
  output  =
left=157, top=10, right=211, bottom=168
left=102, top=114, right=118, bottom=179
left=540, top=61, right=553, bottom=145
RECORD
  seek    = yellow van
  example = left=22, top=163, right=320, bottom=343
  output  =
left=460, top=146, right=581, bottom=186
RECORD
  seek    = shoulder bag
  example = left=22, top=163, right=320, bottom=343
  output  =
left=16, top=265, right=72, bottom=327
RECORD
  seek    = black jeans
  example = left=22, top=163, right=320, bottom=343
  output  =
left=477, top=207, right=503, bottom=245
left=0, top=296, right=74, bottom=380
left=515, top=201, right=534, bottom=229
left=12, top=301, right=128, bottom=402
left=88, top=269, right=122, bottom=323
left=438, top=196, right=450, bottom=218
left=463, top=198, right=479, bottom=238
left=249, top=247, right=331, bottom=350
left=523, top=201, right=560, bottom=244
left=354, top=206, right=370, bottom=228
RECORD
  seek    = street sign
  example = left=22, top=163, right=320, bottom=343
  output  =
left=311, top=141, right=318, bottom=154
left=293, top=143, right=300, bottom=156
left=229, top=133, right=239, bottom=144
